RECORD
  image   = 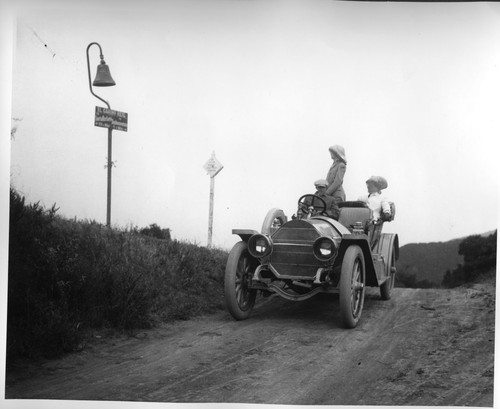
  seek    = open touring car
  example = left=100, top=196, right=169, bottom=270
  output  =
left=224, top=194, right=399, bottom=328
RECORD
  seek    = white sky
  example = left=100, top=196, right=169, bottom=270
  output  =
left=1, top=2, right=500, bottom=409
left=4, top=0, right=500, bottom=252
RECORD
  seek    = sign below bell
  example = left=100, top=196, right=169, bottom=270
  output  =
left=93, top=61, right=116, bottom=87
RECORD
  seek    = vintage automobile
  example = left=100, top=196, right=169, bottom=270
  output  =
left=224, top=194, right=399, bottom=328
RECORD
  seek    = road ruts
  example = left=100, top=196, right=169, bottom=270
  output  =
left=5, top=284, right=495, bottom=406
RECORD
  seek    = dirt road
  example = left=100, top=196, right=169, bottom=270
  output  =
left=5, top=282, right=495, bottom=406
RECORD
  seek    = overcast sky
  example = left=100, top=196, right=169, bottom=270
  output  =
left=1, top=2, right=500, bottom=409
left=3, top=0, right=500, bottom=252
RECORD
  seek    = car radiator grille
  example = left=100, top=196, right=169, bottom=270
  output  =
left=270, top=220, right=321, bottom=278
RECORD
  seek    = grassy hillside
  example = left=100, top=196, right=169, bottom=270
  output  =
left=7, top=188, right=228, bottom=364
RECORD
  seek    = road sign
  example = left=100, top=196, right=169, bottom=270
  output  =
left=95, top=106, right=128, bottom=132
left=204, top=152, right=223, bottom=248
left=203, top=152, right=224, bottom=178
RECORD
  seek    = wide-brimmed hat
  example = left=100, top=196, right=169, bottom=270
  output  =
left=366, top=176, right=388, bottom=190
left=314, top=179, right=329, bottom=188
left=328, top=145, right=346, bottom=162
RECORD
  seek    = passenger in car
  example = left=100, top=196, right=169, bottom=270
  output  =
left=300, top=179, right=340, bottom=220
left=358, top=176, right=392, bottom=223
left=325, top=145, right=347, bottom=204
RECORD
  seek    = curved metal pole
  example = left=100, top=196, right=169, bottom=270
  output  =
left=87, top=42, right=113, bottom=226
left=86, top=42, right=111, bottom=109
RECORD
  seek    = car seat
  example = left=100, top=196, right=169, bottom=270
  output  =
left=338, top=202, right=372, bottom=232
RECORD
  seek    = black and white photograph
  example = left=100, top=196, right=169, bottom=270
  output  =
left=1, top=0, right=498, bottom=408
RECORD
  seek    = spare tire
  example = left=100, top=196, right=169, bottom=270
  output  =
left=261, top=208, right=287, bottom=236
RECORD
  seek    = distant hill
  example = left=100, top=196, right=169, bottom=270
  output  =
left=397, top=239, right=464, bottom=285
left=397, top=230, right=497, bottom=285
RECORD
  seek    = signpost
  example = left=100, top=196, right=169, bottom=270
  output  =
left=203, top=152, right=224, bottom=248
left=94, top=106, right=128, bottom=226
left=86, top=41, right=123, bottom=228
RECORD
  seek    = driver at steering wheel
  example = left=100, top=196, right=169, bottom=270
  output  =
left=299, top=179, right=340, bottom=220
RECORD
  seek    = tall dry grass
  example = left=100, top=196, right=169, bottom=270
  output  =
left=7, top=188, right=228, bottom=363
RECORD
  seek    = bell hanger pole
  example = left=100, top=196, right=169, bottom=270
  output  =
left=86, top=42, right=116, bottom=227
left=86, top=42, right=114, bottom=109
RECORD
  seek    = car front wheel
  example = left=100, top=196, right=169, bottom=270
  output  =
left=224, top=241, right=257, bottom=320
left=339, top=245, right=366, bottom=328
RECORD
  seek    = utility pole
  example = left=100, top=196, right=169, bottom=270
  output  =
left=203, top=151, right=224, bottom=248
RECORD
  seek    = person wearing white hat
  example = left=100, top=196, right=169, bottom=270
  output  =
left=358, top=176, right=392, bottom=222
left=325, top=145, right=347, bottom=203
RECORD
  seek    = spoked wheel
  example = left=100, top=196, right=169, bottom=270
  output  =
left=224, top=241, right=258, bottom=320
left=380, top=245, right=397, bottom=300
left=339, top=245, right=366, bottom=328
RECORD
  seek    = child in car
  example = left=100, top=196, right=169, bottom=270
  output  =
left=297, top=179, right=340, bottom=220
left=314, top=179, right=340, bottom=220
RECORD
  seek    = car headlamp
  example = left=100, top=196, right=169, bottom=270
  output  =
left=313, top=237, right=338, bottom=261
left=247, top=234, right=273, bottom=258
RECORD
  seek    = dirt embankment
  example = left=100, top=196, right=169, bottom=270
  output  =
left=5, top=281, right=495, bottom=406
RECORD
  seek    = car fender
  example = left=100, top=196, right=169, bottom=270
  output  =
left=336, top=235, right=379, bottom=287
left=373, top=233, right=399, bottom=276
left=232, top=229, right=259, bottom=242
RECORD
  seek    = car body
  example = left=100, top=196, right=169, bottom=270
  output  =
left=224, top=195, right=399, bottom=328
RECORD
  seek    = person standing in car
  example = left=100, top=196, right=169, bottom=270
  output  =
left=325, top=145, right=347, bottom=203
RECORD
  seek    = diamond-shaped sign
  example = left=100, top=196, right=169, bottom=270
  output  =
left=203, top=152, right=224, bottom=177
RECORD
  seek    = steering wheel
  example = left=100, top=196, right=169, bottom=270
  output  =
left=297, top=194, right=327, bottom=216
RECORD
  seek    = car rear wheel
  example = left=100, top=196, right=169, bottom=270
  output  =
left=339, top=245, right=365, bottom=328
left=224, top=241, right=257, bottom=320
left=380, top=245, right=397, bottom=300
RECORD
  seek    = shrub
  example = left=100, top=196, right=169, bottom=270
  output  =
left=441, top=231, right=497, bottom=288
left=138, top=223, right=171, bottom=240
left=395, top=268, right=435, bottom=288
left=7, top=188, right=228, bottom=363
